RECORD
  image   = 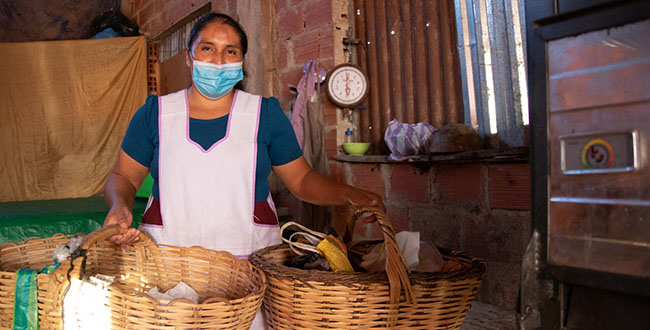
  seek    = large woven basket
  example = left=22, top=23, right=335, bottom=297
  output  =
left=249, top=207, right=487, bottom=329
left=0, top=225, right=265, bottom=329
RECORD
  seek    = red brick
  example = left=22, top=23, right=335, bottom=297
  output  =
left=330, top=162, right=345, bottom=183
left=351, top=218, right=384, bottom=241
left=135, top=0, right=148, bottom=12
left=324, top=127, right=337, bottom=158
left=138, top=1, right=155, bottom=27
left=347, top=163, right=386, bottom=199
left=304, top=0, right=332, bottom=31
left=121, top=0, right=136, bottom=19
left=277, top=8, right=304, bottom=40
left=388, top=164, right=430, bottom=203
left=159, top=1, right=189, bottom=31
left=318, top=57, right=335, bottom=71
left=275, top=0, right=290, bottom=14
left=140, top=22, right=151, bottom=35
left=276, top=42, right=288, bottom=69
left=384, top=201, right=408, bottom=233
left=149, top=14, right=165, bottom=37
left=488, top=164, right=530, bottom=211
left=322, top=103, right=337, bottom=126
left=279, top=68, right=305, bottom=100
left=434, top=164, right=485, bottom=204
left=292, top=27, right=333, bottom=67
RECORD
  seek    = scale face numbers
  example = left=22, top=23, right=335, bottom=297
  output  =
left=560, top=132, right=637, bottom=174
left=325, top=64, right=369, bottom=108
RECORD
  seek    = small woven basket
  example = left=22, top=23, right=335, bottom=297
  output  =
left=0, top=225, right=265, bottom=329
left=249, top=207, right=487, bottom=329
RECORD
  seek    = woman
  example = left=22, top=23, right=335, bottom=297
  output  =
left=104, top=13, right=382, bottom=328
left=103, top=13, right=382, bottom=264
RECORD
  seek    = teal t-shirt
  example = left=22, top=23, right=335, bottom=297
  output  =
left=121, top=93, right=302, bottom=202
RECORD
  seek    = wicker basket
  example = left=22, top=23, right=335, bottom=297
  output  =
left=0, top=225, right=266, bottom=329
left=249, top=207, right=487, bottom=329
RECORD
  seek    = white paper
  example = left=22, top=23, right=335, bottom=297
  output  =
left=147, top=281, right=199, bottom=304
left=396, top=231, right=421, bottom=269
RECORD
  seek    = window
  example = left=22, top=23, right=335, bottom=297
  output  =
left=454, top=0, right=529, bottom=147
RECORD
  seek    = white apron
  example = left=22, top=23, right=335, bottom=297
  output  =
left=140, top=89, right=280, bottom=329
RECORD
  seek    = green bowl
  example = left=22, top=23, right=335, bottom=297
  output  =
left=343, top=142, right=371, bottom=156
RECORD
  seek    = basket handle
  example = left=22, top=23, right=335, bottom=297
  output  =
left=69, top=225, right=162, bottom=279
left=38, top=225, right=164, bottom=321
left=351, top=207, right=415, bottom=305
left=47, top=225, right=164, bottom=308
left=79, top=224, right=157, bottom=251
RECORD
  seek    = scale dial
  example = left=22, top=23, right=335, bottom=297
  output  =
left=325, top=64, right=369, bottom=108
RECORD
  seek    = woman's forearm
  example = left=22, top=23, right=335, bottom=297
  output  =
left=104, top=172, right=137, bottom=212
left=274, top=156, right=384, bottom=210
left=295, top=170, right=353, bottom=206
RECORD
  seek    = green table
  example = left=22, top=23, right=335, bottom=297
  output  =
left=0, top=196, right=147, bottom=245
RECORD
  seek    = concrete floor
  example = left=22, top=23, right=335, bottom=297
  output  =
left=461, top=302, right=518, bottom=330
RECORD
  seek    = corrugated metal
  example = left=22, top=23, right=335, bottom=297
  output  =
left=354, top=0, right=464, bottom=154
left=454, top=0, right=529, bottom=147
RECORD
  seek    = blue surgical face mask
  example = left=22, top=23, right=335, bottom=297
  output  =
left=191, top=60, right=244, bottom=100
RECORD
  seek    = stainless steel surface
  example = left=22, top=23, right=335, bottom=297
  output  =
left=547, top=19, right=650, bottom=278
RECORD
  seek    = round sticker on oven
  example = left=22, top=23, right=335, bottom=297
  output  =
left=582, top=139, right=614, bottom=169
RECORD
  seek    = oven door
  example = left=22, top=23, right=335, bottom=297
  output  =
left=521, top=1, right=650, bottom=329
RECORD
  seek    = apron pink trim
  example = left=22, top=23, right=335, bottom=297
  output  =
left=187, top=91, right=238, bottom=152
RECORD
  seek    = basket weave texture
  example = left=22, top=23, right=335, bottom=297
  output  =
left=249, top=207, right=487, bottom=329
left=0, top=225, right=265, bottom=329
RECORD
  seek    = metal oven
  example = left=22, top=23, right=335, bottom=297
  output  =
left=520, top=1, right=650, bottom=329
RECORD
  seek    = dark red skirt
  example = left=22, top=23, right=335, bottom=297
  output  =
left=142, top=198, right=279, bottom=226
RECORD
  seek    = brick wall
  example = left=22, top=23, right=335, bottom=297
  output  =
left=120, top=0, right=235, bottom=38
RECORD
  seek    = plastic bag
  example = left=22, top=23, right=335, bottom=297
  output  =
left=53, top=237, right=83, bottom=264
left=384, top=119, right=437, bottom=160
left=13, top=269, right=38, bottom=330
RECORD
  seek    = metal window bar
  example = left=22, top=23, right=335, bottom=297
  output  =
left=159, top=17, right=201, bottom=63
left=454, top=0, right=529, bottom=147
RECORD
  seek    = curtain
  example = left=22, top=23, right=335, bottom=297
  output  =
left=0, top=36, right=148, bottom=202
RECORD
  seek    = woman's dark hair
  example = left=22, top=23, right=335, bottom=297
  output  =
left=187, top=12, right=248, bottom=55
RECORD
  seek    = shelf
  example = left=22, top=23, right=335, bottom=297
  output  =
left=333, top=146, right=529, bottom=165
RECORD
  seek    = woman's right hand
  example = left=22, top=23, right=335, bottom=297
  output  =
left=103, top=203, right=140, bottom=250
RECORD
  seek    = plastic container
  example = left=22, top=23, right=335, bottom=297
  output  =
left=345, top=128, right=355, bottom=143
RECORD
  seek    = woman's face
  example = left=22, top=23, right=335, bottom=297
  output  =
left=186, top=21, right=244, bottom=66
